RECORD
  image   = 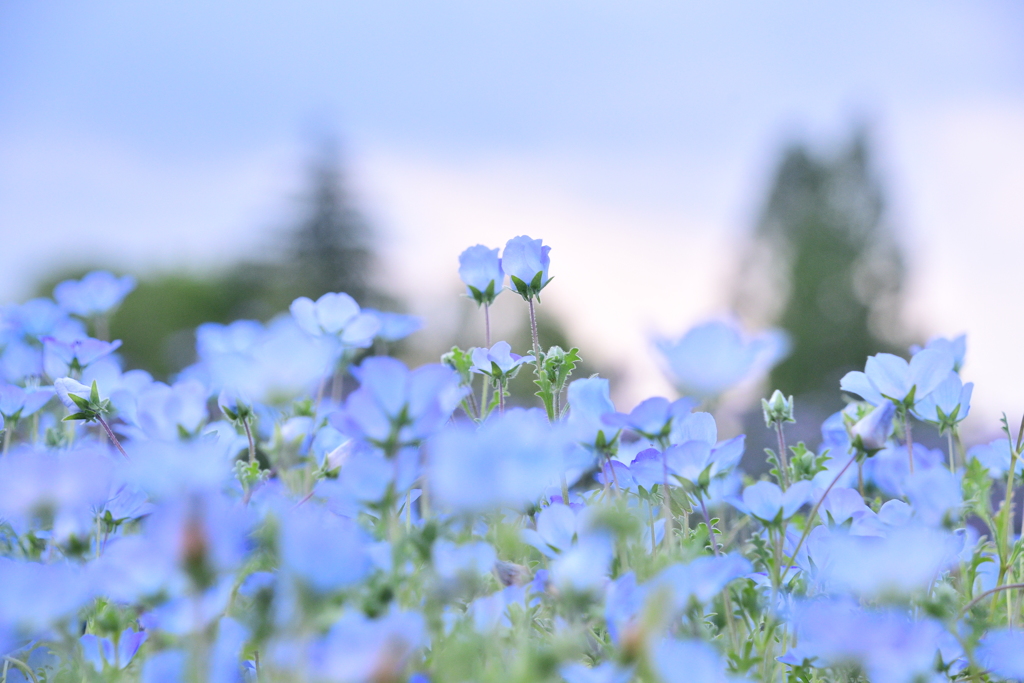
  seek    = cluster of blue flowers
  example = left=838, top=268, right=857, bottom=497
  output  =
left=0, top=238, right=1022, bottom=683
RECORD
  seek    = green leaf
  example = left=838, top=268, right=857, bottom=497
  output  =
left=69, top=393, right=91, bottom=410
left=63, top=412, right=92, bottom=422
left=509, top=274, right=528, bottom=297
left=529, top=270, right=543, bottom=292
left=90, top=380, right=100, bottom=404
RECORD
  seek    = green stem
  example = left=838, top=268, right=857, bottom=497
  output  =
left=484, top=303, right=491, bottom=348
left=774, top=420, right=790, bottom=489
left=243, top=417, right=256, bottom=465
left=3, top=658, right=37, bottom=683
left=904, top=409, right=914, bottom=474
left=779, top=453, right=858, bottom=585
left=97, top=415, right=129, bottom=460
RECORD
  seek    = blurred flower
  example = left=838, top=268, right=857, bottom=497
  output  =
left=429, top=408, right=574, bottom=512
left=290, top=292, right=380, bottom=347
left=43, top=336, right=122, bottom=377
left=977, top=629, right=1024, bottom=680
left=54, top=271, right=136, bottom=318
left=561, top=661, right=633, bottom=683
left=80, top=628, right=147, bottom=671
left=968, top=437, right=1023, bottom=478
left=362, top=308, right=423, bottom=342
left=278, top=505, right=371, bottom=593
left=458, top=245, right=504, bottom=305
left=654, top=319, right=788, bottom=399
left=503, top=235, right=551, bottom=300
left=330, top=356, right=466, bottom=452
left=470, top=341, right=534, bottom=379
left=0, top=383, right=53, bottom=421
left=911, top=334, right=966, bottom=373
left=650, top=639, right=733, bottom=683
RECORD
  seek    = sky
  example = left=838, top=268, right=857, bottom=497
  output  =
left=1, top=1, right=1023, bottom=434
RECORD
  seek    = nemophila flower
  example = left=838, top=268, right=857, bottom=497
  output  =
left=186, top=316, right=337, bottom=405
left=816, top=526, right=960, bottom=597
left=468, top=585, right=528, bottom=632
left=503, top=235, right=552, bottom=300
left=330, top=356, right=466, bottom=453
left=141, top=649, right=186, bottom=683
left=603, top=397, right=697, bottom=442
left=522, top=503, right=579, bottom=557
left=0, top=559, right=95, bottom=637
left=80, top=628, right=147, bottom=671
left=650, top=554, right=752, bottom=609
left=362, top=308, right=423, bottom=342
left=458, top=245, right=505, bottom=306
left=115, top=379, right=208, bottom=441
left=864, top=443, right=945, bottom=497
left=732, top=480, right=812, bottom=525
left=911, top=370, right=973, bottom=429
left=278, top=505, right=370, bottom=592
left=302, top=611, right=426, bottom=683
left=470, top=341, right=534, bottom=379
left=429, top=408, right=574, bottom=512
left=550, top=533, right=614, bottom=593
left=818, top=487, right=871, bottom=527
left=54, top=271, right=136, bottom=318
left=977, top=629, right=1024, bottom=680
left=849, top=401, right=895, bottom=452
left=566, top=376, right=616, bottom=447
left=560, top=661, right=634, bottom=683
left=840, top=349, right=954, bottom=409
left=290, top=292, right=380, bottom=347
left=903, top=467, right=963, bottom=527
left=0, top=383, right=53, bottom=422
left=654, top=319, right=788, bottom=399
left=968, top=437, right=1023, bottom=477
left=911, top=333, right=966, bottom=373
left=43, top=336, right=122, bottom=377
left=650, top=639, right=732, bottom=683
left=432, top=540, right=497, bottom=581
left=785, top=600, right=958, bottom=683
left=5, top=297, right=85, bottom=341
left=0, top=446, right=113, bottom=538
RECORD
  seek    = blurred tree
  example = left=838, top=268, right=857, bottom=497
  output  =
left=37, top=139, right=381, bottom=380
left=734, top=129, right=907, bottom=405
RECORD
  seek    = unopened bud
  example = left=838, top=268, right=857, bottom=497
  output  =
left=850, top=402, right=895, bottom=454
left=762, top=390, right=795, bottom=428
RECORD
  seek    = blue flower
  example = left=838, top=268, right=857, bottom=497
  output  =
left=602, top=397, right=697, bottom=442
left=550, top=533, right=614, bottom=593
left=968, top=437, right=1023, bottom=478
left=432, top=540, right=497, bottom=580
left=470, top=341, right=534, bottom=378
left=567, top=377, right=616, bottom=448
left=279, top=506, right=371, bottom=592
left=502, top=235, right=551, bottom=300
left=733, top=480, right=812, bottom=524
left=911, top=334, right=966, bottom=373
left=429, top=408, right=573, bottom=511
left=54, top=271, right=136, bottom=318
left=329, top=357, right=466, bottom=452
left=840, top=349, right=954, bottom=408
left=655, top=319, right=788, bottom=399
left=290, top=292, right=380, bottom=347
left=978, top=629, right=1024, bottom=680
left=43, top=336, right=122, bottom=377
left=0, top=383, right=53, bottom=421
left=80, top=628, right=147, bottom=671
left=849, top=401, right=895, bottom=452
left=458, top=245, right=505, bottom=305
left=561, top=661, right=634, bottom=683
left=522, top=503, right=579, bottom=557
left=650, top=639, right=732, bottom=683
left=362, top=308, right=423, bottom=342
left=911, top=370, right=973, bottom=428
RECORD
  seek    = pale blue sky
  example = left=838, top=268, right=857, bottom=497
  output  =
left=2, top=1, right=1022, bottom=420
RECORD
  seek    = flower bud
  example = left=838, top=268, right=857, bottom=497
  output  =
left=761, top=390, right=795, bottom=427
left=850, top=402, right=895, bottom=454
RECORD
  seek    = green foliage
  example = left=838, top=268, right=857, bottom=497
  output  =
left=735, top=130, right=908, bottom=401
